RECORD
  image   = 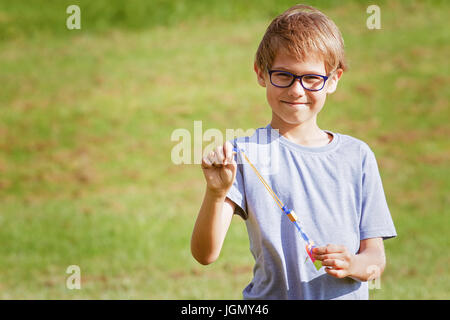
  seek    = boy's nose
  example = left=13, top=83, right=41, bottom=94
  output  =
left=288, top=79, right=306, bottom=97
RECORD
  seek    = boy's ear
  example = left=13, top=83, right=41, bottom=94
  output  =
left=326, top=68, right=344, bottom=94
left=254, top=62, right=267, bottom=87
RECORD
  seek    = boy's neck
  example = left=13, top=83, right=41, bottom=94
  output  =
left=270, top=117, right=332, bottom=147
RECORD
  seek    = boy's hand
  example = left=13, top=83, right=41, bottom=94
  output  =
left=201, top=141, right=237, bottom=197
left=312, top=244, right=356, bottom=279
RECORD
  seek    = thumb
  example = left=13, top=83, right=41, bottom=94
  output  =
left=224, top=152, right=237, bottom=168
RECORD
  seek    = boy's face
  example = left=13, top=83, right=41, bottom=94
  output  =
left=255, top=50, right=343, bottom=129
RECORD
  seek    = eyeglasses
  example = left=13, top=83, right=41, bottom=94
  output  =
left=268, top=69, right=329, bottom=91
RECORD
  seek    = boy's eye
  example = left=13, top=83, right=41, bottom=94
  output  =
left=273, top=72, right=292, bottom=78
left=302, top=75, right=322, bottom=83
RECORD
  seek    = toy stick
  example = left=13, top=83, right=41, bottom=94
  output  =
left=233, top=147, right=322, bottom=270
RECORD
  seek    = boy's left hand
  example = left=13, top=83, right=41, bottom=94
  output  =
left=312, top=244, right=355, bottom=279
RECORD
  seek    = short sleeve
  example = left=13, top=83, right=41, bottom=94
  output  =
left=359, top=149, right=397, bottom=240
left=226, top=141, right=248, bottom=220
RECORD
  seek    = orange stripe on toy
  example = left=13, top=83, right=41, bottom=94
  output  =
left=287, top=210, right=298, bottom=222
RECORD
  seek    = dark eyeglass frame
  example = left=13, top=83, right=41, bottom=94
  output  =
left=267, top=69, right=329, bottom=91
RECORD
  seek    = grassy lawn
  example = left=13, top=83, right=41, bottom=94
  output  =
left=0, top=0, right=448, bottom=299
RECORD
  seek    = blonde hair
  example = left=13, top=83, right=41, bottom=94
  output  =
left=255, top=4, right=347, bottom=74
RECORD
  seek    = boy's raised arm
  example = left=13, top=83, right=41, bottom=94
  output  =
left=191, top=141, right=237, bottom=265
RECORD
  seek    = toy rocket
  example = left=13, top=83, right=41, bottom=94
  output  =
left=233, top=147, right=322, bottom=271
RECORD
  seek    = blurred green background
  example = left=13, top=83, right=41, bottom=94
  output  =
left=0, top=0, right=449, bottom=299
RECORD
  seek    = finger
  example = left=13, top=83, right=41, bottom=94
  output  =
left=312, top=246, right=328, bottom=255
left=223, top=141, right=233, bottom=164
left=206, top=150, right=216, bottom=164
left=201, top=155, right=213, bottom=169
left=313, top=253, right=343, bottom=261
left=321, top=258, right=348, bottom=269
left=208, top=150, right=222, bottom=167
left=215, top=146, right=225, bottom=165
left=313, top=244, right=345, bottom=255
left=324, top=267, right=347, bottom=279
left=326, top=244, right=345, bottom=253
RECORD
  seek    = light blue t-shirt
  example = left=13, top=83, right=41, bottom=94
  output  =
left=226, top=124, right=397, bottom=300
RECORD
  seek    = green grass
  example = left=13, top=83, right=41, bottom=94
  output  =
left=0, top=0, right=449, bottom=299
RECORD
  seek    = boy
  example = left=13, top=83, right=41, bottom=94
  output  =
left=191, top=4, right=396, bottom=299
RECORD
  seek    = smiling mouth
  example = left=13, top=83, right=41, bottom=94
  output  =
left=281, top=101, right=310, bottom=106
